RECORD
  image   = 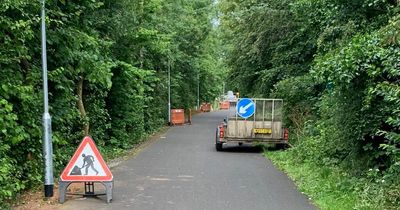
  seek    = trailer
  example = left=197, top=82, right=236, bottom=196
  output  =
left=215, top=98, right=289, bottom=151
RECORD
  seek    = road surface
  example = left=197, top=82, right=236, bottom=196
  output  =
left=59, top=111, right=316, bottom=210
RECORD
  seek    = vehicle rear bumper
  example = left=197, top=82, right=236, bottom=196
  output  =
left=219, top=138, right=288, bottom=144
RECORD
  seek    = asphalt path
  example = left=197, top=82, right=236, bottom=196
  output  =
left=59, top=111, right=316, bottom=210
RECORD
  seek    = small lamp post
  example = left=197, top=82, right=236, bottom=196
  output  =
left=168, top=58, right=171, bottom=124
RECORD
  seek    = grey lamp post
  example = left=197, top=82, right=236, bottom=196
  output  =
left=41, top=0, right=54, bottom=198
left=168, top=58, right=171, bottom=124
left=197, top=72, right=200, bottom=109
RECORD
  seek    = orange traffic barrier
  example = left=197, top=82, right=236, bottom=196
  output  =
left=200, top=103, right=212, bottom=112
left=219, top=101, right=230, bottom=110
left=171, top=109, right=185, bottom=125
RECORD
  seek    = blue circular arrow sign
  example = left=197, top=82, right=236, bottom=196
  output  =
left=236, top=98, right=255, bottom=119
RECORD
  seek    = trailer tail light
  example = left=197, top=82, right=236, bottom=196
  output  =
left=219, top=126, right=225, bottom=138
left=283, top=129, right=289, bottom=141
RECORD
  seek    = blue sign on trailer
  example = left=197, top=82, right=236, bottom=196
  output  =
left=236, top=98, right=255, bottom=119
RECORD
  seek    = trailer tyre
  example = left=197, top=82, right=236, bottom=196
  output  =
left=216, top=142, right=223, bottom=151
left=215, top=128, right=223, bottom=151
left=276, top=143, right=288, bottom=150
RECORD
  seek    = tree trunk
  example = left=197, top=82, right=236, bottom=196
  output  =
left=77, top=76, right=89, bottom=135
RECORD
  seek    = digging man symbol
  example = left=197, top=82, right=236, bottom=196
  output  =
left=81, top=153, right=99, bottom=175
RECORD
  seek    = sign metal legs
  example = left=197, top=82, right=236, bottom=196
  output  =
left=59, top=181, right=113, bottom=204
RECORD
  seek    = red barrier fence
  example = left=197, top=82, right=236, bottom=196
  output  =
left=219, top=101, right=230, bottom=110
left=171, top=109, right=185, bottom=125
left=200, top=103, right=212, bottom=112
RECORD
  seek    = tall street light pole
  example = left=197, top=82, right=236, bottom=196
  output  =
left=168, top=58, right=171, bottom=124
left=197, top=72, right=200, bottom=109
left=41, top=0, right=54, bottom=198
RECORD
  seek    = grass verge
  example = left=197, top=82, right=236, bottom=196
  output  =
left=265, top=149, right=400, bottom=209
left=265, top=149, right=360, bottom=210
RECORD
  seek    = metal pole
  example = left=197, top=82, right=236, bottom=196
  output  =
left=41, top=0, right=54, bottom=198
left=168, top=58, right=171, bottom=124
left=197, top=72, right=200, bottom=109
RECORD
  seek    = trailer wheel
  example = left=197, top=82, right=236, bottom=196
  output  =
left=276, top=143, right=288, bottom=150
left=215, top=128, right=223, bottom=151
left=216, top=142, right=223, bottom=151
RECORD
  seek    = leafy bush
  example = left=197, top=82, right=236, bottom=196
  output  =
left=219, top=0, right=400, bottom=207
left=290, top=15, right=400, bottom=207
left=272, top=75, right=321, bottom=142
left=311, top=17, right=400, bottom=171
left=106, top=63, right=148, bottom=148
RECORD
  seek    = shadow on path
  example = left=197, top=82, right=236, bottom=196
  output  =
left=220, top=145, right=264, bottom=153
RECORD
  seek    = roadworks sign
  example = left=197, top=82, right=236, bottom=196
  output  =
left=60, top=136, right=113, bottom=182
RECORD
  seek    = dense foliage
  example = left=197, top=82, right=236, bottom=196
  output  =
left=0, top=0, right=225, bottom=206
left=219, top=0, right=399, bottom=208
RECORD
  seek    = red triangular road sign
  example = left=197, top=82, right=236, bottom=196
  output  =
left=60, top=136, right=113, bottom=182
